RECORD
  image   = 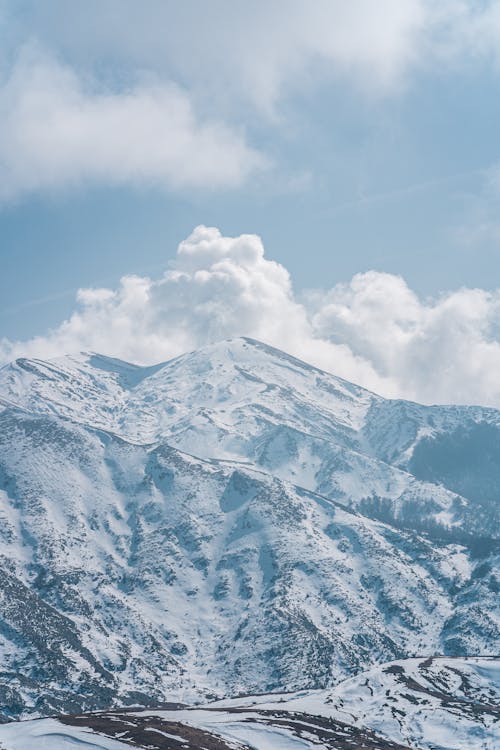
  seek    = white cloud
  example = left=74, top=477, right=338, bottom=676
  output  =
left=5, top=2, right=500, bottom=123
left=8, top=1, right=430, bottom=114
left=18, top=1, right=500, bottom=114
left=0, top=49, right=266, bottom=201
left=2, top=3, right=500, bottom=202
left=312, top=272, right=500, bottom=405
left=3, top=225, right=500, bottom=407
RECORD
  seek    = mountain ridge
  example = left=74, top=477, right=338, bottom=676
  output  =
left=1, top=337, right=498, bottom=544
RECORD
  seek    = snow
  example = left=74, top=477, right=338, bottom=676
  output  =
left=196, top=722, right=316, bottom=749
left=0, top=656, right=498, bottom=749
left=0, top=719, right=130, bottom=749
left=1, top=337, right=494, bottom=543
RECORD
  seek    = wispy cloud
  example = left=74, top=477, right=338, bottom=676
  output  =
left=329, top=166, right=488, bottom=214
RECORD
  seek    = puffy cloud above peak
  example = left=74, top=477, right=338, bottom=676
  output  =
left=176, top=226, right=266, bottom=271
left=3, top=226, right=500, bottom=407
left=155, top=226, right=310, bottom=351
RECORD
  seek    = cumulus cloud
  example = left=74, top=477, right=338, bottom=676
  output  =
left=3, top=226, right=500, bottom=407
left=0, top=49, right=265, bottom=201
left=311, top=272, right=500, bottom=405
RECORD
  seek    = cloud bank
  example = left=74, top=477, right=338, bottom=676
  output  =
left=0, top=0, right=431, bottom=201
left=9, top=2, right=500, bottom=115
left=10, top=1, right=429, bottom=113
left=0, top=50, right=265, bottom=201
left=2, top=226, right=500, bottom=407
left=2, top=3, right=500, bottom=201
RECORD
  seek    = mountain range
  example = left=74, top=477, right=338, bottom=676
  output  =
left=0, top=337, right=498, bottom=747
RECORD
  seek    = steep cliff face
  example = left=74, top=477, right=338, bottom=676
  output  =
left=0, top=339, right=497, bottom=720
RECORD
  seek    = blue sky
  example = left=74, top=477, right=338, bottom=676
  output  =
left=2, top=1, right=500, bottom=405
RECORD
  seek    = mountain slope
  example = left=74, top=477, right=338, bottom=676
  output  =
left=2, top=406, right=495, bottom=718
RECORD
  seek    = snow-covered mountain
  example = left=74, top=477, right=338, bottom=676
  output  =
left=1, top=338, right=498, bottom=544
left=0, top=338, right=498, bottom=728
